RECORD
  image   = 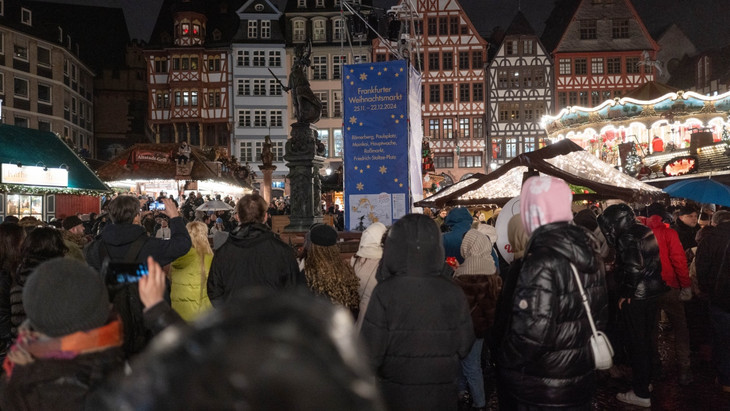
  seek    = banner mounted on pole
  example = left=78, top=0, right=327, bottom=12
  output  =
left=343, top=60, right=410, bottom=231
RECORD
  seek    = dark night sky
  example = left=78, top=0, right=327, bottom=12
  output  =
left=35, top=0, right=730, bottom=52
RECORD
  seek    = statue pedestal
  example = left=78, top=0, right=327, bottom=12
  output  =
left=258, top=164, right=277, bottom=204
left=284, top=122, right=324, bottom=232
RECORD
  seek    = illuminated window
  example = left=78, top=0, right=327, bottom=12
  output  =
left=443, top=118, right=453, bottom=139
left=182, top=23, right=190, bottom=35
left=429, top=119, right=440, bottom=138
left=522, top=40, right=534, bottom=54
left=592, top=58, right=604, bottom=74
left=312, top=19, right=326, bottom=42
left=559, top=58, right=571, bottom=75
left=293, top=20, right=305, bottom=42
left=459, top=118, right=470, bottom=139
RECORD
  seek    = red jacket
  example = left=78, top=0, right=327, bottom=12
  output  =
left=646, top=215, right=690, bottom=288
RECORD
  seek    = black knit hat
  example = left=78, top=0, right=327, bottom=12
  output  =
left=309, top=224, right=338, bottom=246
left=23, top=258, right=110, bottom=337
left=647, top=202, right=667, bottom=218
left=62, top=215, right=84, bottom=231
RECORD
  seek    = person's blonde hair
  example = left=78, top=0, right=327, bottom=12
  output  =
left=186, top=221, right=213, bottom=302
left=304, top=244, right=360, bottom=310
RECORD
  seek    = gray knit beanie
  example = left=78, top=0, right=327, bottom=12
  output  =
left=23, top=257, right=110, bottom=337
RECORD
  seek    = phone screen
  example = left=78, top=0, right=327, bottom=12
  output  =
left=106, top=263, right=149, bottom=285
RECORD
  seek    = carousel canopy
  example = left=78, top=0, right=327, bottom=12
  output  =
left=96, top=143, right=249, bottom=189
left=0, top=124, right=109, bottom=193
left=415, top=139, right=665, bottom=208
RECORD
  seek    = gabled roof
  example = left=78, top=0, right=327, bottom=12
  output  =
left=504, top=11, right=536, bottom=37
left=0, top=125, right=110, bottom=193
left=540, top=0, right=580, bottom=53
left=147, top=0, right=245, bottom=49
left=415, top=139, right=663, bottom=208
left=624, top=81, right=678, bottom=100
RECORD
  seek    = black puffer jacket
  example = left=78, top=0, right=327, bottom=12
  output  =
left=696, top=222, right=730, bottom=300
left=207, top=222, right=302, bottom=307
left=598, top=204, right=667, bottom=300
left=361, top=214, right=474, bottom=411
left=496, top=222, right=608, bottom=407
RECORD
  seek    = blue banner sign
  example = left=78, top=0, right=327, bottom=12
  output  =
left=343, top=60, right=410, bottom=230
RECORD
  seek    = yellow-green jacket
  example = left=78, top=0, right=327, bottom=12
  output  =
left=170, top=247, right=213, bottom=321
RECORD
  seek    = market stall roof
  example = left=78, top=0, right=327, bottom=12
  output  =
left=95, top=143, right=250, bottom=189
left=641, top=141, right=730, bottom=188
left=623, top=81, right=679, bottom=101
left=0, top=124, right=110, bottom=193
left=415, top=139, right=665, bottom=208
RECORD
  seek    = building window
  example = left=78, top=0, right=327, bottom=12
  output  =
left=207, top=91, right=219, bottom=107
left=313, top=56, right=327, bottom=80
left=174, top=91, right=181, bottom=106
left=293, top=20, right=306, bottom=42
left=459, top=118, right=470, bottom=139
left=253, top=51, right=266, bottom=67
left=14, top=77, right=28, bottom=99
left=248, top=20, right=258, bottom=38
left=569, top=91, right=577, bottom=106
left=13, top=44, right=27, bottom=60
left=261, top=20, right=271, bottom=38
left=427, top=18, right=437, bottom=35
left=458, top=51, right=469, bottom=70
left=333, top=55, right=346, bottom=79
left=612, top=19, right=629, bottom=39
left=429, top=118, right=439, bottom=138
left=333, top=18, right=345, bottom=41
left=523, top=40, right=534, bottom=54
left=269, top=79, right=282, bottom=95
left=21, top=8, right=31, bottom=26
left=459, top=83, right=470, bottom=102
left=474, top=117, right=484, bottom=138
left=435, top=155, right=453, bottom=168
left=318, top=129, right=329, bottom=156
left=208, top=56, right=221, bottom=71
left=313, top=19, right=326, bottom=42
left=473, top=83, right=483, bottom=101
left=238, top=110, right=251, bottom=127
left=254, top=110, right=267, bottom=127
left=333, top=91, right=341, bottom=117
left=558, top=92, right=566, bottom=108
left=429, top=85, right=440, bottom=103
left=333, top=129, right=343, bottom=157
left=442, top=52, right=453, bottom=70
left=499, top=104, right=509, bottom=121
left=506, top=138, right=518, bottom=158
left=591, top=57, right=604, bottom=74
left=238, top=79, right=250, bottom=95
left=458, top=153, right=482, bottom=168
left=443, top=84, right=454, bottom=103
left=509, top=71, right=519, bottom=88
left=270, top=110, right=283, bottom=127
left=316, top=91, right=328, bottom=118
left=38, top=83, right=51, bottom=103
left=509, top=103, right=520, bottom=120
left=240, top=141, right=254, bottom=161
left=297, top=0, right=306, bottom=7
left=591, top=91, right=600, bottom=105
left=237, top=50, right=249, bottom=66
left=155, top=57, right=168, bottom=72
left=575, top=58, right=587, bottom=75
left=579, top=91, right=588, bottom=106
left=626, top=56, right=640, bottom=74
left=253, top=79, right=266, bottom=96
left=428, top=53, right=439, bottom=71
left=443, top=118, right=453, bottom=139
left=497, top=70, right=508, bottom=88
left=267, top=51, right=281, bottom=67
left=37, top=47, right=50, bottom=66
left=472, top=51, right=483, bottom=69
left=607, top=57, right=621, bottom=74
left=438, top=17, right=447, bottom=35
left=580, top=20, right=597, bottom=39
left=38, top=120, right=51, bottom=132
left=505, top=40, right=518, bottom=55
left=0, top=1, right=4, bottom=16
left=559, top=58, right=571, bottom=75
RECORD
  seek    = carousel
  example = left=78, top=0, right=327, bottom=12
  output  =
left=541, top=82, right=730, bottom=184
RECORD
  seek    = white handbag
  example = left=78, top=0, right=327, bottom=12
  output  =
left=570, top=263, right=614, bottom=370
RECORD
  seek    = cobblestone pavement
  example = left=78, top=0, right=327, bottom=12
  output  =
left=475, top=326, right=730, bottom=410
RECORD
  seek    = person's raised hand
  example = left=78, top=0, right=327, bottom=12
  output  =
left=139, top=256, right=165, bottom=310
left=160, top=197, right=179, bottom=219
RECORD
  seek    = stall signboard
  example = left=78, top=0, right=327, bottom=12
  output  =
left=342, top=59, right=411, bottom=230
left=135, top=150, right=172, bottom=164
left=1, top=163, right=68, bottom=187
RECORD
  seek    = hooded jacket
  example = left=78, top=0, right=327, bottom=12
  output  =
left=598, top=204, right=667, bottom=300
left=696, top=221, right=730, bottom=310
left=496, top=222, right=608, bottom=407
left=645, top=215, right=690, bottom=289
left=361, top=214, right=474, bottom=411
left=442, top=207, right=474, bottom=264
left=206, top=222, right=302, bottom=307
left=351, top=223, right=386, bottom=331
left=454, top=230, right=502, bottom=338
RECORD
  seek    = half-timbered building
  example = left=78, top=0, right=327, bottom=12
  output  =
left=372, top=0, right=489, bottom=183
left=486, top=11, right=553, bottom=169
left=542, top=0, right=658, bottom=113
left=145, top=0, right=240, bottom=151
left=232, top=0, right=289, bottom=184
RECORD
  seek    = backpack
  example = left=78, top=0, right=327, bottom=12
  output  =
left=99, top=235, right=151, bottom=357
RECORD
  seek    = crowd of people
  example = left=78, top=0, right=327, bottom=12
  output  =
left=0, top=179, right=727, bottom=410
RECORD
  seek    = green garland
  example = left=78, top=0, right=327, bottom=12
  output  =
left=0, top=183, right=109, bottom=196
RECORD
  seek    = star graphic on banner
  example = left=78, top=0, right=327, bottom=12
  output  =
left=359, top=73, right=368, bottom=81
left=379, top=166, right=387, bottom=174
left=349, top=116, right=357, bottom=124
left=350, top=81, right=354, bottom=85
left=346, top=75, right=350, bottom=80
left=395, top=119, right=399, bottom=123
left=378, top=72, right=382, bottom=76
left=399, top=183, right=403, bottom=187
left=395, top=73, right=399, bottom=77
left=354, top=166, right=358, bottom=170
left=359, top=122, right=363, bottom=126
left=394, top=178, right=398, bottom=182
left=350, top=69, right=354, bottom=73
left=360, top=169, right=363, bottom=173
left=391, top=114, right=395, bottom=118
left=347, top=126, right=351, bottom=130
left=357, top=182, right=364, bottom=191
left=366, top=164, right=370, bottom=168
left=400, top=114, right=404, bottom=118
left=400, top=67, right=404, bottom=72
left=383, top=67, right=388, bottom=71
left=370, top=66, right=374, bottom=70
